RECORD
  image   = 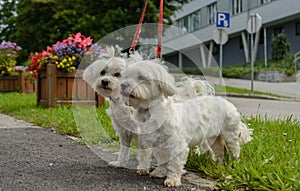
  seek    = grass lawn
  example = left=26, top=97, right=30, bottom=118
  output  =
left=215, top=85, right=289, bottom=99
left=0, top=92, right=299, bottom=190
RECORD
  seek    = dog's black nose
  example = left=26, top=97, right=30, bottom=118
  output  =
left=101, top=79, right=109, bottom=87
left=121, top=82, right=129, bottom=90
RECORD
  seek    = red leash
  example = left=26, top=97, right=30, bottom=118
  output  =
left=155, top=0, right=163, bottom=58
left=130, top=0, right=148, bottom=52
left=130, top=0, right=164, bottom=58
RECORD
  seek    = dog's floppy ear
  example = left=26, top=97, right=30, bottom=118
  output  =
left=83, top=59, right=106, bottom=86
left=83, top=64, right=96, bottom=86
left=158, top=70, right=176, bottom=97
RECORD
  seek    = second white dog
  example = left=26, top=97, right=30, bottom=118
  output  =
left=120, top=60, right=253, bottom=187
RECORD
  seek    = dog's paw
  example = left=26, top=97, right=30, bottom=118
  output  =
left=136, top=168, right=149, bottom=175
left=164, top=178, right=181, bottom=187
left=150, top=168, right=166, bottom=179
left=108, top=161, right=121, bottom=168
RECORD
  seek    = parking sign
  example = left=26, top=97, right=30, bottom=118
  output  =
left=216, top=12, right=230, bottom=28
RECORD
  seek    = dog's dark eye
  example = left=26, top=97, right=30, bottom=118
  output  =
left=114, top=72, right=121, bottom=77
left=137, top=75, right=146, bottom=81
left=100, top=70, right=106, bottom=76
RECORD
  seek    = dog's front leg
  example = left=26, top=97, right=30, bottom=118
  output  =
left=164, top=147, right=189, bottom=187
left=108, top=134, right=131, bottom=168
left=150, top=164, right=167, bottom=178
left=136, top=137, right=151, bottom=175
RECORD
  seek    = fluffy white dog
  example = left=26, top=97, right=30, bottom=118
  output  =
left=120, top=60, right=253, bottom=187
left=83, top=48, right=154, bottom=175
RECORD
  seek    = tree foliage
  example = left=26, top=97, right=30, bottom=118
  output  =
left=0, top=0, right=187, bottom=62
left=0, top=0, right=19, bottom=42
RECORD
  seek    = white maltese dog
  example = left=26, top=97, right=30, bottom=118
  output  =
left=83, top=47, right=154, bottom=175
left=120, top=60, right=253, bottom=187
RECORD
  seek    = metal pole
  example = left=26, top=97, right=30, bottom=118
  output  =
left=219, top=29, right=223, bottom=86
left=178, top=52, right=182, bottom=69
left=264, top=27, right=268, bottom=67
left=250, top=32, right=254, bottom=93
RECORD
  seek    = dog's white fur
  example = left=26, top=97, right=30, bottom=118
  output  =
left=120, top=61, right=253, bottom=187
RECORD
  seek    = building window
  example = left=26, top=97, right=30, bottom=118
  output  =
left=296, top=22, right=300, bottom=36
left=259, top=0, right=271, bottom=5
left=232, top=0, right=242, bottom=15
left=207, top=3, right=216, bottom=25
left=191, top=10, right=201, bottom=31
left=176, top=16, right=190, bottom=33
left=183, top=16, right=190, bottom=32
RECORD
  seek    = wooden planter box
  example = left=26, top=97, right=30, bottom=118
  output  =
left=37, top=64, right=104, bottom=107
left=0, top=71, right=35, bottom=93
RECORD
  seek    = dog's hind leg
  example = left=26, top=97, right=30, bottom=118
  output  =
left=210, top=136, right=225, bottom=162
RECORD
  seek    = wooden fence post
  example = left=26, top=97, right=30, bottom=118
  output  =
left=96, top=94, right=105, bottom=106
left=47, top=64, right=57, bottom=107
left=19, top=71, right=25, bottom=93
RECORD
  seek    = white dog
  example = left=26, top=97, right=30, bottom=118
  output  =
left=120, top=60, right=253, bottom=187
left=83, top=48, right=154, bottom=175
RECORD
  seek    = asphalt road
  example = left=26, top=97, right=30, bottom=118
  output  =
left=0, top=114, right=216, bottom=191
left=227, top=97, right=300, bottom=121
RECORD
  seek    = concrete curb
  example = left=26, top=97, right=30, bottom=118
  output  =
left=216, top=92, right=300, bottom=102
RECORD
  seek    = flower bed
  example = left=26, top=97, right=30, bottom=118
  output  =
left=0, top=41, right=34, bottom=92
left=0, top=41, right=22, bottom=76
left=0, top=71, right=35, bottom=93
left=37, top=63, right=104, bottom=107
left=30, top=32, right=104, bottom=107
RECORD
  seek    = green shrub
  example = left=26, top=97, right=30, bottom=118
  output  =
left=271, top=31, right=291, bottom=61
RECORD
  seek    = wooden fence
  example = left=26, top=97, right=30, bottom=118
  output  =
left=0, top=71, right=35, bottom=93
left=37, top=64, right=104, bottom=107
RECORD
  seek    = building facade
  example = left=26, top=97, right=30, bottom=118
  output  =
left=163, top=0, right=300, bottom=68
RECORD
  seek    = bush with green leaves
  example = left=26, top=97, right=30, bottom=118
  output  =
left=271, top=31, right=291, bottom=61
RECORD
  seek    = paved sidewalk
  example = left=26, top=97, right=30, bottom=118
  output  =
left=206, top=76, right=300, bottom=100
left=0, top=113, right=216, bottom=191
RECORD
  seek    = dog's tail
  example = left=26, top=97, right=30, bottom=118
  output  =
left=177, top=77, right=215, bottom=99
left=238, top=122, right=253, bottom=145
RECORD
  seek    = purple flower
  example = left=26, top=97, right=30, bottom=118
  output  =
left=16, top=46, right=22, bottom=51
left=0, top=41, right=22, bottom=52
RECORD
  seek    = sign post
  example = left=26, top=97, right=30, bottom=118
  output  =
left=247, top=13, right=262, bottom=93
left=214, top=12, right=230, bottom=86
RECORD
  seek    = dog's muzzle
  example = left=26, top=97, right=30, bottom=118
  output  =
left=101, top=79, right=110, bottom=88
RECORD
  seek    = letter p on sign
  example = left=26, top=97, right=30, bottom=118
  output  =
left=216, top=12, right=230, bottom=28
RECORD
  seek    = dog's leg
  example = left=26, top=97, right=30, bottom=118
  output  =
left=136, top=148, right=151, bottom=175
left=202, top=139, right=216, bottom=161
left=150, top=164, right=167, bottom=178
left=136, top=136, right=151, bottom=175
left=210, top=136, right=225, bottom=162
left=164, top=147, right=189, bottom=187
left=221, top=117, right=241, bottom=160
left=108, top=134, right=131, bottom=168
